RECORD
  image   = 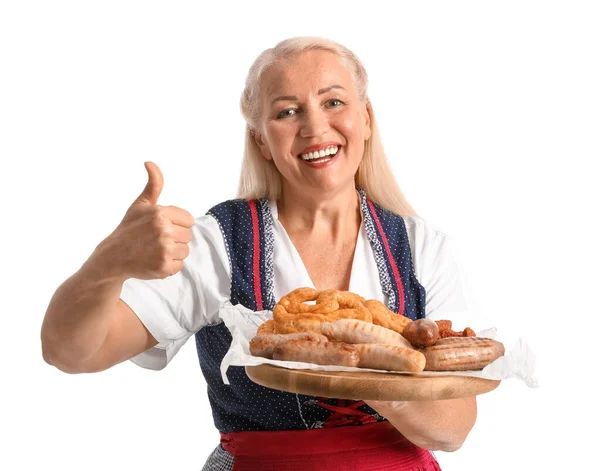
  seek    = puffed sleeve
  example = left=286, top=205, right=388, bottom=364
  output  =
left=405, top=216, right=488, bottom=331
left=119, top=214, right=230, bottom=370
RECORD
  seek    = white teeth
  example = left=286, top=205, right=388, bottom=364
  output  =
left=301, top=146, right=340, bottom=160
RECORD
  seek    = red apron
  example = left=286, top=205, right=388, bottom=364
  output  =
left=220, top=421, right=442, bottom=471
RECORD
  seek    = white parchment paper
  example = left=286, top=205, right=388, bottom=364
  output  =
left=219, top=302, right=539, bottom=388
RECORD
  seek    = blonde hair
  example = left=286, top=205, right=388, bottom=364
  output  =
left=237, top=36, right=416, bottom=218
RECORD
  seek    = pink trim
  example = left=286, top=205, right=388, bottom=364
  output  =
left=367, top=201, right=405, bottom=314
left=248, top=201, right=264, bottom=311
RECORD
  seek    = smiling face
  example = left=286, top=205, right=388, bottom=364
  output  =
left=253, top=50, right=371, bottom=196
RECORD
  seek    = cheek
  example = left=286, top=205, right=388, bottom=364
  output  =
left=265, top=122, right=293, bottom=150
left=337, top=112, right=365, bottom=143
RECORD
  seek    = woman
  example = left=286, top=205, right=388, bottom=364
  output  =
left=41, top=37, right=477, bottom=470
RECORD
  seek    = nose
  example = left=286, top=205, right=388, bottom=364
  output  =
left=299, top=107, right=330, bottom=138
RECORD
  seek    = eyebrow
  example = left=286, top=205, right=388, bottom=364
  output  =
left=270, top=85, right=346, bottom=106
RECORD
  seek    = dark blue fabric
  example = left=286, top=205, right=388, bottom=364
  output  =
left=206, top=199, right=261, bottom=311
left=195, top=323, right=310, bottom=432
left=367, top=202, right=427, bottom=320
left=195, top=198, right=426, bottom=433
left=196, top=199, right=307, bottom=433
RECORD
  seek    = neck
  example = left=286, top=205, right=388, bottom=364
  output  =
left=277, top=184, right=361, bottom=235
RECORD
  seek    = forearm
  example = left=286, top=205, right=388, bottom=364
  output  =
left=366, top=397, right=477, bottom=452
left=41, top=241, right=127, bottom=370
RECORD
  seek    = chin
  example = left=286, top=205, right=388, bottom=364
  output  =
left=310, top=167, right=359, bottom=189
left=308, top=177, right=354, bottom=194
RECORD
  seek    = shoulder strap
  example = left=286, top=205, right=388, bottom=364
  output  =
left=207, top=198, right=276, bottom=311
left=358, top=189, right=426, bottom=319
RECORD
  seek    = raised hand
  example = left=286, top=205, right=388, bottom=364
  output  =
left=100, top=162, right=195, bottom=281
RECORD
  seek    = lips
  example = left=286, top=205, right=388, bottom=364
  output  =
left=298, top=145, right=340, bottom=162
left=299, top=141, right=342, bottom=154
left=298, top=141, right=341, bottom=157
left=299, top=147, right=341, bottom=168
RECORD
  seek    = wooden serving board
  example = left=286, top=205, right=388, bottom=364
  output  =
left=245, top=365, right=501, bottom=401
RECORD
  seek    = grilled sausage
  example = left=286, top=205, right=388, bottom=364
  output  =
left=421, top=337, right=505, bottom=371
left=272, top=339, right=360, bottom=367
left=249, top=332, right=328, bottom=359
left=401, top=318, right=440, bottom=347
left=354, top=344, right=426, bottom=372
left=321, top=319, right=413, bottom=349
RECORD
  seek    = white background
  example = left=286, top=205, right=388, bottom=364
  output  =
left=1, top=1, right=598, bottom=470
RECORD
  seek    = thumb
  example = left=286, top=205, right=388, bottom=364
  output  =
left=134, top=161, right=164, bottom=205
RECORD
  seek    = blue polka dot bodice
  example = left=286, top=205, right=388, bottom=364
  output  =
left=194, top=190, right=426, bottom=433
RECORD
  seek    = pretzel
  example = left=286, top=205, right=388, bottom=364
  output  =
left=363, top=299, right=412, bottom=334
left=271, top=288, right=373, bottom=334
left=278, top=288, right=365, bottom=315
left=259, top=288, right=412, bottom=335
left=314, top=289, right=368, bottom=313
left=278, top=287, right=321, bottom=313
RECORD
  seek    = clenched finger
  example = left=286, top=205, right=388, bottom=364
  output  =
left=166, top=260, right=185, bottom=277
left=171, top=226, right=193, bottom=244
left=163, top=205, right=195, bottom=228
left=172, top=242, right=190, bottom=261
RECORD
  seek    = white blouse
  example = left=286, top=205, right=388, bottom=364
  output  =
left=120, top=200, right=475, bottom=371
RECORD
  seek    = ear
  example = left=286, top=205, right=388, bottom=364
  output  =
left=252, top=128, right=273, bottom=161
left=363, top=101, right=372, bottom=141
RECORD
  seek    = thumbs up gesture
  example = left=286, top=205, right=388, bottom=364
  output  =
left=133, top=160, right=165, bottom=206
left=101, top=162, right=195, bottom=281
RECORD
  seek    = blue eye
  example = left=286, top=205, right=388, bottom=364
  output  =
left=327, top=99, right=343, bottom=107
left=277, top=108, right=297, bottom=119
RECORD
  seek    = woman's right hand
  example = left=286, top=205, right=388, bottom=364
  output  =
left=97, top=161, right=195, bottom=281
left=42, top=161, right=194, bottom=372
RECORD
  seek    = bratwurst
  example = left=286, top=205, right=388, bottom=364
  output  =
left=421, top=337, right=505, bottom=371
left=401, top=318, right=440, bottom=347
left=272, top=339, right=360, bottom=367
left=354, top=344, right=426, bottom=372
left=249, top=332, right=328, bottom=359
left=321, top=319, right=413, bottom=349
